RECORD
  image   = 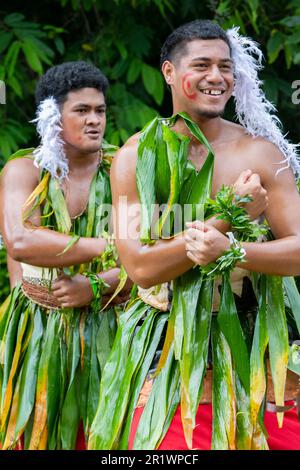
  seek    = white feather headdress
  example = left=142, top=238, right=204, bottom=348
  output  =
left=31, top=97, right=69, bottom=180
left=227, top=26, right=300, bottom=179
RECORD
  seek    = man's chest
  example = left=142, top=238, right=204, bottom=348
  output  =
left=61, top=177, right=92, bottom=219
left=188, top=148, right=256, bottom=198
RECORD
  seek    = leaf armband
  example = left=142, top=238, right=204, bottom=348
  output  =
left=99, top=232, right=118, bottom=271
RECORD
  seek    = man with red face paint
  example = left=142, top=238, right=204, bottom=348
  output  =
left=90, top=21, right=300, bottom=451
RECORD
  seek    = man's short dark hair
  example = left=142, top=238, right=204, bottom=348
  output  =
left=35, top=61, right=109, bottom=105
left=160, top=20, right=231, bottom=68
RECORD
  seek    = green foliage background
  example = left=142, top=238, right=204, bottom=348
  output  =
left=0, top=0, right=300, bottom=300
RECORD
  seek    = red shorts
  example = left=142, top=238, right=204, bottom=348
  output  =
left=129, top=402, right=300, bottom=450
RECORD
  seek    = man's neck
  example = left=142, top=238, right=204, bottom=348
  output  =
left=172, top=110, right=223, bottom=145
left=65, top=145, right=100, bottom=174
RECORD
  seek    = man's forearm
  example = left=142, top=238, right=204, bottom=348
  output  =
left=121, top=235, right=194, bottom=288
left=239, top=236, right=300, bottom=276
left=99, top=267, right=133, bottom=294
left=121, top=217, right=229, bottom=289
left=9, top=227, right=106, bottom=267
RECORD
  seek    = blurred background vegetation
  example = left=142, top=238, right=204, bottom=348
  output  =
left=0, top=0, right=300, bottom=300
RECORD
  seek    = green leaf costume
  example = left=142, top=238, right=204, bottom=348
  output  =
left=0, top=144, right=118, bottom=450
left=89, top=114, right=300, bottom=450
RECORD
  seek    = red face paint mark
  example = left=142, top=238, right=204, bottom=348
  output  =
left=182, top=72, right=197, bottom=100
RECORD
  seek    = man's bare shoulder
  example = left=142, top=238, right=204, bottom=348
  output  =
left=115, top=132, right=140, bottom=158
left=220, top=119, right=295, bottom=178
left=1, top=155, right=39, bottom=182
left=237, top=132, right=297, bottom=186
left=221, top=120, right=284, bottom=163
left=221, top=120, right=283, bottom=159
left=111, top=132, right=141, bottom=177
left=239, top=133, right=286, bottom=165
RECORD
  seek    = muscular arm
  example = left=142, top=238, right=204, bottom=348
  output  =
left=111, top=138, right=193, bottom=288
left=241, top=143, right=300, bottom=276
left=0, top=158, right=105, bottom=267
left=239, top=142, right=300, bottom=276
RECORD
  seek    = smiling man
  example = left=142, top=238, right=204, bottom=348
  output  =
left=0, top=61, right=128, bottom=449
left=89, top=21, right=300, bottom=451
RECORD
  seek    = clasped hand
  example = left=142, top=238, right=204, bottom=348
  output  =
left=185, top=221, right=230, bottom=266
left=185, top=169, right=267, bottom=266
left=52, top=273, right=94, bottom=308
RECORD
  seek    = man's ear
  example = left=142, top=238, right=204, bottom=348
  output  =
left=161, top=60, right=175, bottom=86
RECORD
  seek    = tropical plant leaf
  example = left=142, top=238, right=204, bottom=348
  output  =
left=235, top=372, right=252, bottom=450
left=283, top=276, right=300, bottom=335
left=48, top=178, right=71, bottom=234
left=0, top=301, right=23, bottom=431
left=217, top=273, right=250, bottom=393
left=0, top=306, right=29, bottom=438
left=154, top=124, right=182, bottom=238
left=119, top=312, right=168, bottom=449
left=133, top=344, right=180, bottom=450
left=22, top=172, right=50, bottom=222
left=180, top=277, right=213, bottom=448
left=211, top=318, right=236, bottom=450
left=14, top=306, right=44, bottom=440
left=250, top=275, right=268, bottom=431
left=266, top=276, right=289, bottom=428
left=29, top=313, right=58, bottom=449
left=85, top=172, right=97, bottom=238
left=96, top=308, right=117, bottom=375
left=60, top=313, right=80, bottom=449
left=2, top=370, right=22, bottom=449
left=136, top=118, right=158, bottom=244
left=45, top=314, right=61, bottom=448
left=88, top=301, right=152, bottom=449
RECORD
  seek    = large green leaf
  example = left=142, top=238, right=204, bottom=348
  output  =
left=155, top=124, right=182, bottom=238
left=29, top=312, right=58, bottom=449
left=217, top=274, right=250, bottom=392
left=88, top=301, right=152, bottom=449
left=136, top=118, right=158, bottom=243
left=78, top=311, right=92, bottom=434
left=211, top=318, right=236, bottom=450
left=180, top=278, right=213, bottom=447
left=85, top=172, right=97, bottom=237
left=133, top=344, right=180, bottom=450
left=86, top=316, right=101, bottom=436
left=266, top=276, right=289, bottom=428
left=0, top=305, right=29, bottom=437
left=14, top=306, right=44, bottom=439
left=250, top=275, right=268, bottom=433
left=48, top=178, right=71, bottom=234
left=0, top=300, right=23, bottom=417
left=235, top=372, right=252, bottom=450
left=119, top=312, right=168, bottom=449
left=283, top=276, right=300, bottom=335
left=46, top=312, right=62, bottom=448
left=60, top=314, right=80, bottom=449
